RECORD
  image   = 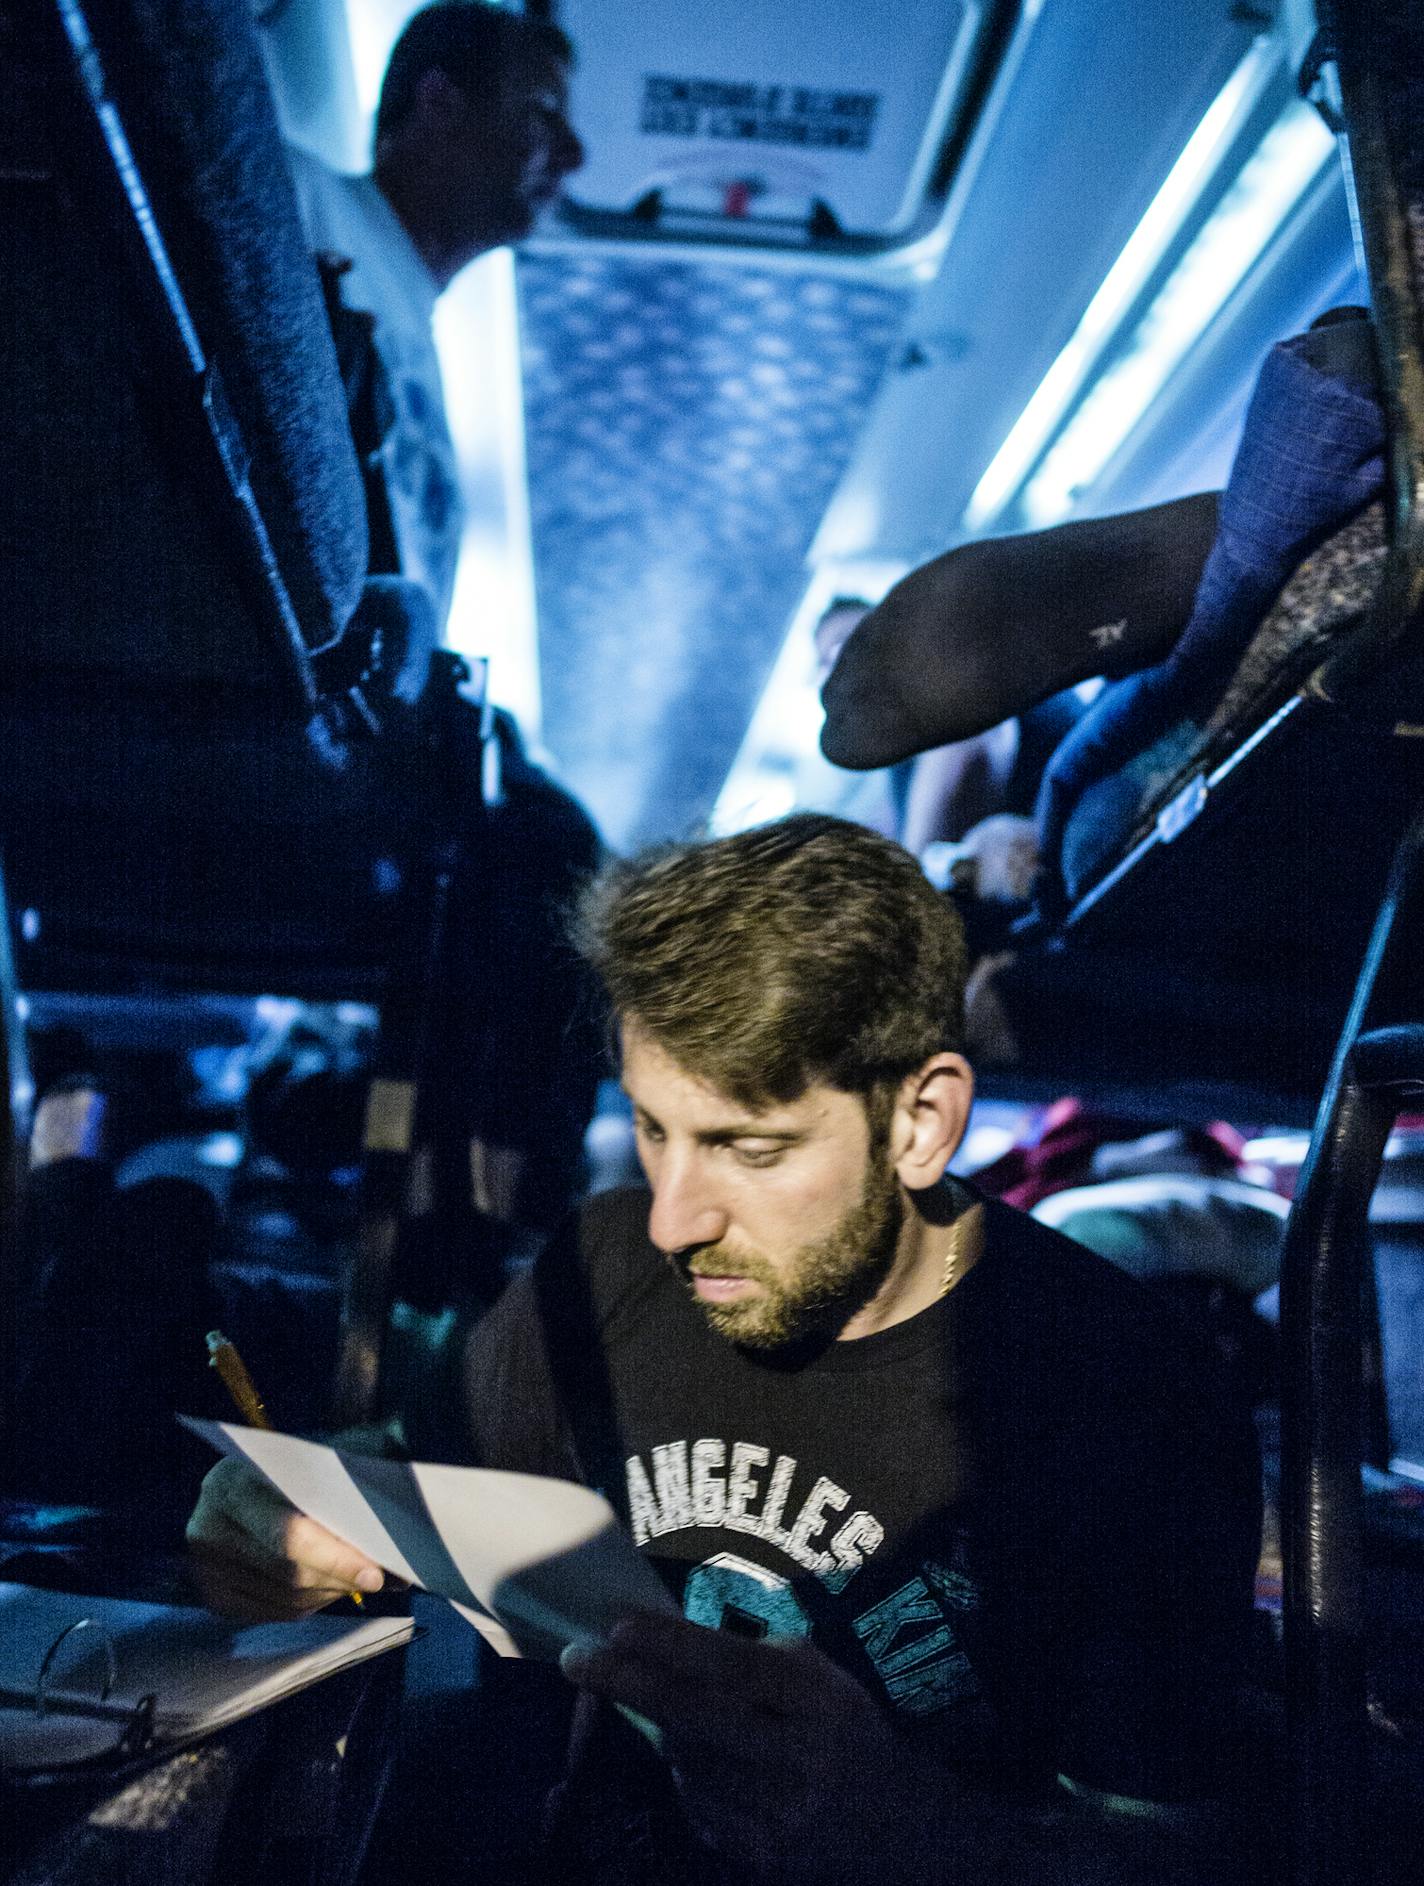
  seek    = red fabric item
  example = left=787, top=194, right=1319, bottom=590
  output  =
left=972, top=1097, right=1244, bottom=1211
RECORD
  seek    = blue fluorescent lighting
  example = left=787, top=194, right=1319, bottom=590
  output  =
left=962, top=38, right=1280, bottom=534
left=1023, top=99, right=1336, bottom=527
left=437, top=250, right=544, bottom=738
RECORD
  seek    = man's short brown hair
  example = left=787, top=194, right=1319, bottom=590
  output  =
left=574, top=813, right=967, bottom=1107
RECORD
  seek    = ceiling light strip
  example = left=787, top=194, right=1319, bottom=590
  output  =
left=1022, top=99, right=1338, bottom=527
left=962, top=35, right=1282, bottom=533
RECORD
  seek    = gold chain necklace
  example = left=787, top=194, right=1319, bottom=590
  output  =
left=939, top=1196, right=972, bottom=1299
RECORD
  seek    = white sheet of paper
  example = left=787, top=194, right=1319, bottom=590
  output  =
left=182, top=1419, right=675, bottom=1660
left=185, top=1425, right=424, bottom=1586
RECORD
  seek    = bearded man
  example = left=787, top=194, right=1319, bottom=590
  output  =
left=188, top=814, right=1260, bottom=1884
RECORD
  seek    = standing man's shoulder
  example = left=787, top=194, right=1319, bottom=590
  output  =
left=283, top=140, right=354, bottom=231
left=282, top=144, right=380, bottom=293
left=282, top=143, right=422, bottom=304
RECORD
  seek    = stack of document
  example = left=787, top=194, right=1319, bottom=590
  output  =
left=0, top=1583, right=413, bottom=1777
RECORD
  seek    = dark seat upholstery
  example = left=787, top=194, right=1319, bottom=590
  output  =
left=1, top=0, right=367, bottom=691
left=0, top=0, right=453, bottom=996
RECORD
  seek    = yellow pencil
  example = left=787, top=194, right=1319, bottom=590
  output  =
left=205, top=1330, right=364, bottom=1607
left=205, top=1329, right=270, bottom=1430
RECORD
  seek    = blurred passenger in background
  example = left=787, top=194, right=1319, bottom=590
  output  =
left=285, top=1, right=583, bottom=626
left=286, top=5, right=600, bottom=1279
left=803, top=597, right=912, bottom=838
left=896, top=690, right=1085, bottom=855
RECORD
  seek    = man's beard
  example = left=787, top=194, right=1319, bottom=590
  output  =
left=675, top=1154, right=905, bottom=1351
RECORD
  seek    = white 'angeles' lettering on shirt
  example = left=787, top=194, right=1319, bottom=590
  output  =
left=624, top=1440, right=885, bottom=1585
left=625, top=1440, right=985, bottom=1720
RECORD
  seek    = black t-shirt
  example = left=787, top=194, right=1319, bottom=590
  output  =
left=436, top=1185, right=1260, bottom=1806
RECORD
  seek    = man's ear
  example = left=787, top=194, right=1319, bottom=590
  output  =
left=889, top=1053, right=975, bottom=1191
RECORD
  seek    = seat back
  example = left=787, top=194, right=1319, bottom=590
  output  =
left=0, top=0, right=367, bottom=703
left=0, top=0, right=461, bottom=997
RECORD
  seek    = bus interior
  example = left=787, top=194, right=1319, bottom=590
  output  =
left=1, top=0, right=1422, bottom=1880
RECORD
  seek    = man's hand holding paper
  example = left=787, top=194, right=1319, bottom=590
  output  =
left=183, top=1421, right=676, bottom=1658
left=560, top=1613, right=937, bottom=1885
left=187, top=1456, right=388, bottom=1621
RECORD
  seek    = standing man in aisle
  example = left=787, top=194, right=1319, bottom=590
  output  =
left=287, top=5, right=593, bottom=1270
left=285, top=1, right=583, bottom=626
